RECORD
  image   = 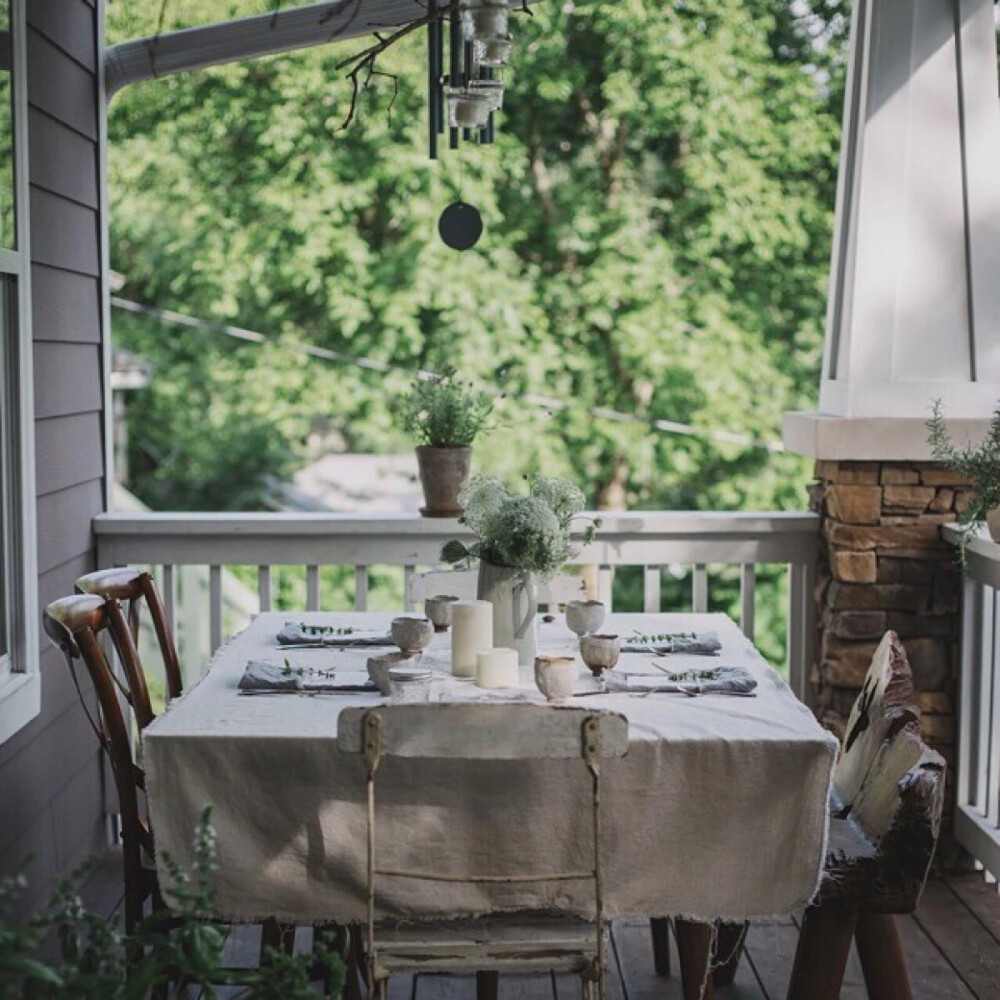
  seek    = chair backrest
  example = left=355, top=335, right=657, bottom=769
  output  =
left=834, top=631, right=920, bottom=811
left=406, top=569, right=586, bottom=610
left=43, top=595, right=155, bottom=931
left=76, top=567, right=183, bottom=701
left=338, top=704, right=629, bottom=761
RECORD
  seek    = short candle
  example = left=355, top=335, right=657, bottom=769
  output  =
left=451, top=600, right=493, bottom=678
left=476, top=648, right=519, bottom=689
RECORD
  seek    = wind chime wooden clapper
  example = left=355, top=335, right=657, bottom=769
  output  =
left=429, top=0, right=511, bottom=250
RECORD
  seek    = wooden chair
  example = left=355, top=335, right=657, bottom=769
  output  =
left=75, top=567, right=183, bottom=702
left=661, top=631, right=945, bottom=1000
left=406, top=568, right=586, bottom=610
left=787, top=630, right=946, bottom=1000
left=43, top=594, right=309, bottom=973
left=44, top=594, right=161, bottom=933
left=337, top=703, right=629, bottom=1000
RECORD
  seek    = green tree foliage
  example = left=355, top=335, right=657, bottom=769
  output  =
left=107, top=1, right=850, bottom=661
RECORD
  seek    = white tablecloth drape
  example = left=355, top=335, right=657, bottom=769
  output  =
left=143, top=612, right=837, bottom=924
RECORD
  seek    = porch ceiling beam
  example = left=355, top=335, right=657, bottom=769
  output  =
left=104, top=0, right=426, bottom=98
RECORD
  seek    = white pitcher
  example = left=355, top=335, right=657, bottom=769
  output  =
left=477, top=561, right=538, bottom=666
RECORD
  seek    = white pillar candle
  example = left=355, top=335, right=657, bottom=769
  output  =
left=476, top=648, right=520, bottom=689
left=451, top=600, right=493, bottom=677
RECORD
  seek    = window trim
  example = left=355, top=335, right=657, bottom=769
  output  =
left=0, top=0, right=38, bottom=744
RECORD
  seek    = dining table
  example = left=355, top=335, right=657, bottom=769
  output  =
left=142, top=611, right=837, bottom=926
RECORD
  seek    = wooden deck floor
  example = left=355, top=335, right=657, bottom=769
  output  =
left=81, top=851, right=1000, bottom=999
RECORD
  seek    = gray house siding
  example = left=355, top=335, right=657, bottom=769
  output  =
left=0, top=0, right=107, bottom=915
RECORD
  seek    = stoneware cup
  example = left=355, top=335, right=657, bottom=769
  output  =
left=424, top=595, right=460, bottom=632
left=368, top=651, right=416, bottom=696
left=580, top=633, right=621, bottom=678
left=391, top=616, right=434, bottom=654
left=534, top=654, right=578, bottom=702
left=565, top=599, right=606, bottom=638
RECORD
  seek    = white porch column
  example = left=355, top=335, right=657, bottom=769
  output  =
left=785, top=0, right=1000, bottom=459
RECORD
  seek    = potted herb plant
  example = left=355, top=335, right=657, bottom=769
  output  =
left=928, top=399, right=1000, bottom=560
left=399, top=373, right=494, bottom=518
left=442, top=475, right=599, bottom=664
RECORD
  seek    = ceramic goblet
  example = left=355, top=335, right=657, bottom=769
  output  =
left=424, top=595, right=460, bottom=632
left=391, top=616, right=434, bottom=655
left=580, top=633, right=620, bottom=690
left=534, top=654, right=578, bottom=702
left=565, top=600, right=606, bottom=639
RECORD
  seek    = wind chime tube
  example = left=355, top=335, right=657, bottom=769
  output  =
left=481, top=65, right=494, bottom=145
left=449, top=5, right=462, bottom=149
left=462, top=38, right=475, bottom=141
left=436, top=17, right=445, bottom=135
left=428, top=0, right=439, bottom=159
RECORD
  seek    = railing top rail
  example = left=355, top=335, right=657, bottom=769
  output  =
left=94, top=510, right=818, bottom=538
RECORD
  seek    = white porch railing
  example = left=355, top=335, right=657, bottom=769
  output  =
left=92, top=510, right=819, bottom=700
left=947, top=523, right=1000, bottom=876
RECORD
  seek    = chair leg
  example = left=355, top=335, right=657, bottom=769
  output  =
left=674, top=919, right=714, bottom=1000
left=787, top=904, right=857, bottom=1000
left=649, top=917, right=671, bottom=976
left=855, top=913, right=914, bottom=1000
left=261, top=917, right=296, bottom=957
left=477, top=970, right=500, bottom=1000
left=711, top=921, right=747, bottom=987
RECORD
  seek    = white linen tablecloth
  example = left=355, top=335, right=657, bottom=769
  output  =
left=143, top=612, right=837, bottom=924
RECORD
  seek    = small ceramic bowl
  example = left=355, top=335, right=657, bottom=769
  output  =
left=580, top=634, right=621, bottom=678
left=565, top=600, right=606, bottom=638
left=534, top=654, right=578, bottom=701
left=391, top=616, right=434, bottom=654
left=368, top=651, right=416, bottom=696
left=424, top=595, right=460, bottom=632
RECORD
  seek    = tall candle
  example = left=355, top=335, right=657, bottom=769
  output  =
left=451, top=600, right=493, bottom=677
left=476, top=648, right=519, bottom=689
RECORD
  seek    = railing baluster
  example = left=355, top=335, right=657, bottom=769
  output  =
left=988, top=589, right=1000, bottom=830
left=739, top=564, right=756, bottom=640
left=692, top=564, right=708, bottom=613
left=355, top=565, right=369, bottom=612
left=162, top=563, right=176, bottom=637
left=598, top=565, right=613, bottom=611
left=404, top=565, right=416, bottom=612
left=258, top=565, right=272, bottom=612
left=306, top=565, right=320, bottom=611
left=787, top=562, right=807, bottom=704
left=958, top=575, right=978, bottom=813
left=209, top=565, right=222, bottom=653
left=643, top=566, right=660, bottom=614
left=978, top=584, right=995, bottom=817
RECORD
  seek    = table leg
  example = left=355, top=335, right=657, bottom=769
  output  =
left=675, top=919, right=714, bottom=1000
left=649, top=918, right=671, bottom=976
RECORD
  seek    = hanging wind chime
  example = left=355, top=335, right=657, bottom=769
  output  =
left=428, top=0, right=513, bottom=250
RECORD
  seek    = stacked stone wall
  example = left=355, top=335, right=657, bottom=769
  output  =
left=812, top=460, right=968, bottom=834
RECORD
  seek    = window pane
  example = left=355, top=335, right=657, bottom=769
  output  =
left=0, top=2, right=14, bottom=250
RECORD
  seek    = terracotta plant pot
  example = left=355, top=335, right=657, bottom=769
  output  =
left=987, top=508, right=1000, bottom=543
left=416, top=445, right=472, bottom=518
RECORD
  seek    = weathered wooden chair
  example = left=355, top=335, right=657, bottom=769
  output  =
left=338, top=704, right=628, bottom=1000
left=786, top=630, right=946, bottom=1000
left=76, top=567, right=183, bottom=702
left=43, top=594, right=307, bottom=971
left=661, top=631, right=945, bottom=1000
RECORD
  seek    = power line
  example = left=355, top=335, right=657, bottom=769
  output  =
left=110, top=295, right=785, bottom=453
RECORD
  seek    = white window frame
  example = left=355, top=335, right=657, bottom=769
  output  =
left=0, top=0, right=38, bottom=744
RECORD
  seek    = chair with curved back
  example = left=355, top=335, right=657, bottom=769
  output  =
left=76, top=567, right=183, bottom=703
left=44, top=594, right=159, bottom=934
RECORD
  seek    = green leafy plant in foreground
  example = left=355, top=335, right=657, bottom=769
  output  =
left=928, top=399, right=1000, bottom=563
left=0, top=807, right=343, bottom=1000
left=398, top=373, right=495, bottom=448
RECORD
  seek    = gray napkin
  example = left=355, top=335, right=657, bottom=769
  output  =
left=238, top=660, right=377, bottom=693
left=606, top=665, right=756, bottom=696
left=276, top=621, right=393, bottom=647
left=621, top=632, right=723, bottom=656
